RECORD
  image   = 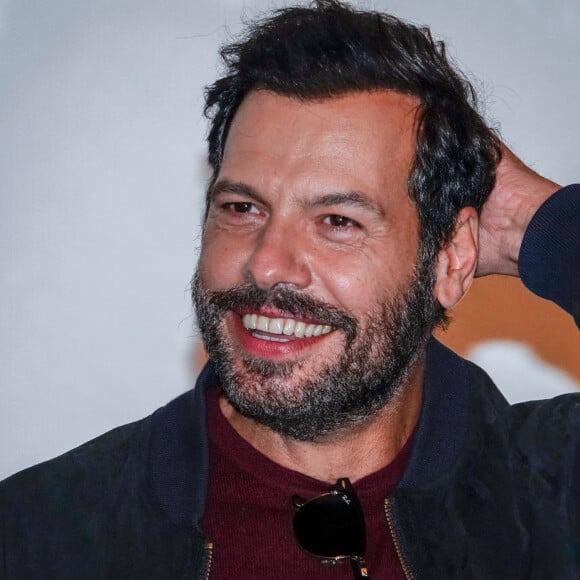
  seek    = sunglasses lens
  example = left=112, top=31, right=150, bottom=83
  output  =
left=293, top=492, right=365, bottom=559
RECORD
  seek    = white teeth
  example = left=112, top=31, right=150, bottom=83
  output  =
left=253, top=333, right=291, bottom=342
left=241, top=314, right=333, bottom=340
left=294, top=321, right=306, bottom=337
left=283, top=319, right=296, bottom=335
left=269, top=318, right=284, bottom=334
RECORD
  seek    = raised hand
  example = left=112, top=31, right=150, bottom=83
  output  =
left=476, top=144, right=560, bottom=277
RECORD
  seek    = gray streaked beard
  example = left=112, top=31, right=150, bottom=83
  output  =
left=192, top=255, right=439, bottom=442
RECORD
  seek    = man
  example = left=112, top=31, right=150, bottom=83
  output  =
left=1, top=1, right=579, bottom=578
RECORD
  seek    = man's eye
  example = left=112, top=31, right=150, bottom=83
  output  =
left=223, top=202, right=260, bottom=214
left=323, top=214, right=360, bottom=228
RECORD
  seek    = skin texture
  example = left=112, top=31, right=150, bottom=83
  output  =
left=476, top=144, right=560, bottom=277
left=197, top=90, right=479, bottom=482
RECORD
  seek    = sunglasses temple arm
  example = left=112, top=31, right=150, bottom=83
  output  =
left=350, top=558, right=370, bottom=579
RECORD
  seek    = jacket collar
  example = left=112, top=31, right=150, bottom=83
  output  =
left=398, top=338, right=475, bottom=490
left=150, top=362, right=214, bottom=530
left=149, top=337, right=501, bottom=528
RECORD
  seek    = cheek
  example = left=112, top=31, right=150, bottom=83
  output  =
left=318, top=257, right=393, bottom=318
left=318, top=241, right=418, bottom=317
left=198, top=230, right=249, bottom=290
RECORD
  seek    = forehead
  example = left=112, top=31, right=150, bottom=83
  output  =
left=219, top=90, right=420, bottom=210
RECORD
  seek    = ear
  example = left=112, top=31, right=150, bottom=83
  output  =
left=433, top=207, right=479, bottom=309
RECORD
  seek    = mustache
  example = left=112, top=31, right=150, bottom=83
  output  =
left=195, top=280, right=358, bottom=344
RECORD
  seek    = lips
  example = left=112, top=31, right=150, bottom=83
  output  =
left=229, top=310, right=336, bottom=358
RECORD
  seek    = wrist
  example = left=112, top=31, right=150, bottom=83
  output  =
left=497, top=174, right=560, bottom=276
left=511, top=178, right=560, bottom=266
left=518, top=184, right=580, bottom=313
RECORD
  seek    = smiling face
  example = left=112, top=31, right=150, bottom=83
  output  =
left=194, top=90, right=440, bottom=440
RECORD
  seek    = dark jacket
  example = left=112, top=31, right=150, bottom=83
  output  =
left=1, top=186, right=579, bottom=579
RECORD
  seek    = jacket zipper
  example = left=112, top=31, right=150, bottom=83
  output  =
left=202, top=542, right=214, bottom=580
left=384, top=498, right=414, bottom=580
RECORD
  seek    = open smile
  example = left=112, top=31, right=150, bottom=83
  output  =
left=230, top=310, right=336, bottom=358
left=242, top=313, right=333, bottom=341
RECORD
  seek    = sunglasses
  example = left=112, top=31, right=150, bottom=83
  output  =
left=292, top=477, right=371, bottom=579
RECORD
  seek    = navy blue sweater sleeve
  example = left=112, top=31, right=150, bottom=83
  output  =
left=519, top=184, right=580, bottom=326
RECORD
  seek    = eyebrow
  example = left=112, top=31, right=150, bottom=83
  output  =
left=301, top=191, right=384, bottom=218
left=209, top=179, right=266, bottom=205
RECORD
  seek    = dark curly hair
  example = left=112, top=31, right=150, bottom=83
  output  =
left=204, top=0, right=500, bottom=262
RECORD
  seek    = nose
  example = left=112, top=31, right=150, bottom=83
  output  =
left=243, top=218, right=311, bottom=291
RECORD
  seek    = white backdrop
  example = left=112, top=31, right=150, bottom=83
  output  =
left=1, top=0, right=579, bottom=479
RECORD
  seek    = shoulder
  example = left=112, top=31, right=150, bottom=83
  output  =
left=429, top=340, right=580, bottom=482
left=0, top=414, right=154, bottom=533
left=465, top=354, right=580, bottom=460
left=0, top=390, right=212, bottom=578
left=477, top=393, right=580, bottom=513
left=505, top=393, right=580, bottom=454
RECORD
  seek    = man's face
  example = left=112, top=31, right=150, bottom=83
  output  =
left=194, top=90, right=437, bottom=440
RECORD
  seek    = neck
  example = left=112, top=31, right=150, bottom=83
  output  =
left=219, top=356, right=425, bottom=484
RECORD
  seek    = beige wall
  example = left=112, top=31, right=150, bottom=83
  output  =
left=436, top=276, right=580, bottom=384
